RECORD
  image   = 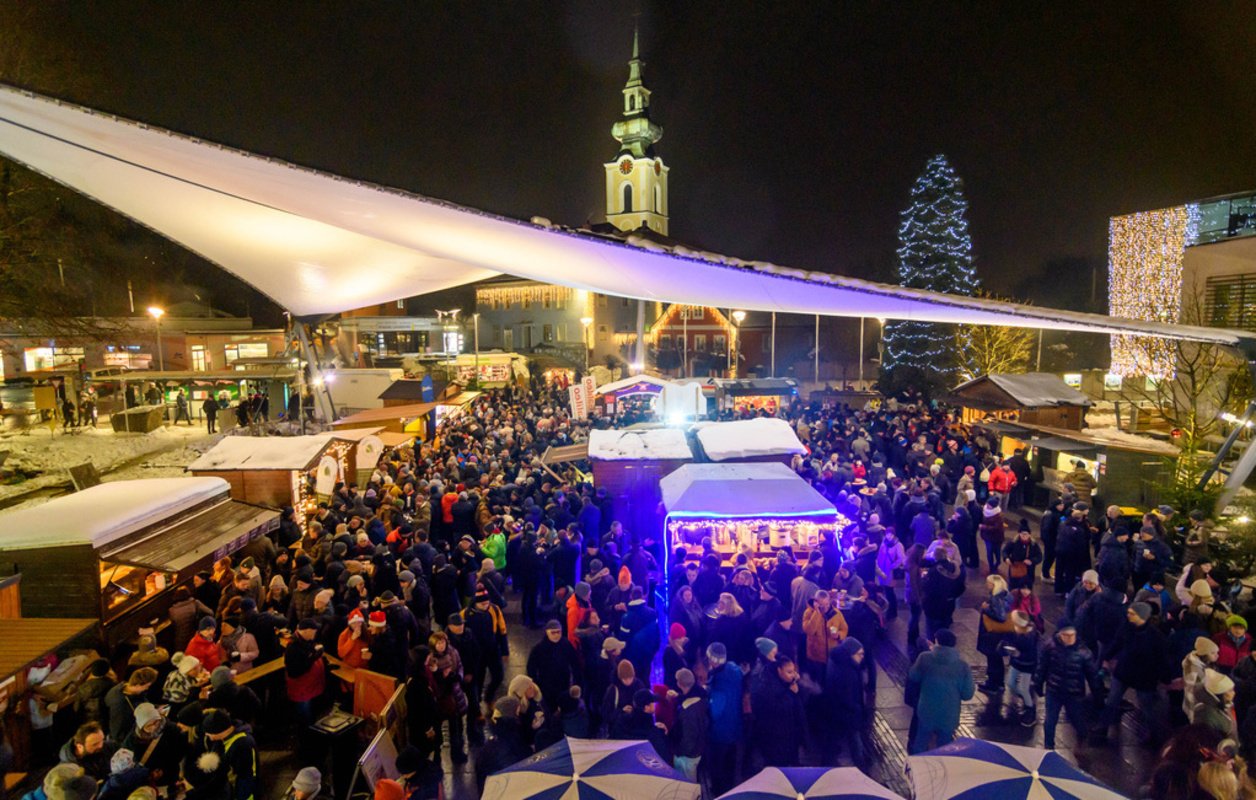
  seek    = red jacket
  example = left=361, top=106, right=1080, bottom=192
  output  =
left=184, top=633, right=222, bottom=672
left=988, top=465, right=1017, bottom=494
left=1214, top=631, right=1252, bottom=671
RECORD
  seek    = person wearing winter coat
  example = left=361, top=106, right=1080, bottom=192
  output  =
left=801, top=591, right=848, bottom=681
left=977, top=498, right=1006, bottom=573
left=426, top=631, right=469, bottom=763
left=1001, top=524, right=1043, bottom=591
left=1132, top=527, right=1174, bottom=590
left=875, top=530, right=905, bottom=619
left=205, top=668, right=261, bottom=728
left=1063, top=570, right=1100, bottom=626
left=919, top=558, right=964, bottom=640
left=285, top=619, right=327, bottom=727
left=987, top=459, right=1017, bottom=508
left=705, top=643, right=743, bottom=796
left=1000, top=612, right=1040, bottom=726
left=106, top=668, right=159, bottom=744
left=691, top=555, right=725, bottom=609
left=976, top=575, right=1012, bottom=694
left=1053, top=504, right=1092, bottom=597
left=1079, top=584, right=1127, bottom=658
left=906, top=629, right=975, bottom=754
left=662, top=625, right=691, bottom=692
left=1098, top=601, right=1172, bottom=744
left=610, top=690, right=671, bottom=763
left=526, top=620, right=581, bottom=712
left=1096, top=529, right=1132, bottom=592
left=709, top=592, right=754, bottom=668
left=1213, top=615, right=1252, bottom=674
left=668, top=585, right=705, bottom=648
left=473, top=699, right=531, bottom=793
left=620, top=587, right=661, bottom=681
left=668, top=669, right=708, bottom=781
left=822, top=638, right=870, bottom=770
left=1183, top=636, right=1220, bottom=721
left=168, top=588, right=214, bottom=654
left=599, top=659, right=645, bottom=738
left=218, top=617, right=258, bottom=673
left=429, top=555, right=462, bottom=631
left=1192, top=669, right=1238, bottom=739
left=751, top=658, right=807, bottom=768
left=1031, top=624, right=1100, bottom=750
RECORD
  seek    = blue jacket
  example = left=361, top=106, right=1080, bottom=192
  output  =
left=706, top=663, right=744, bottom=744
left=908, top=644, right=976, bottom=731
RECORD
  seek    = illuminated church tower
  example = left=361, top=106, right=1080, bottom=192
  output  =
left=604, top=28, right=669, bottom=235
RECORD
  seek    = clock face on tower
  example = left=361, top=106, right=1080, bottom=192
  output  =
left=619, top=159, right=633, bottom=175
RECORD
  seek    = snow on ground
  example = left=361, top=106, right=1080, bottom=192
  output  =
left=0, top=423, right=218, bottom=503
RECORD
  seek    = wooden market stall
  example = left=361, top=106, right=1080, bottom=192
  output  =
left=692, top=417, right=808, bottom=465
left=714, top=377, right=799, bottom=416
left=587, top=428, right=694, bottom=550
left=660, top=462, right=846, bottom=600
left=593, top=374, right=672, bottom=416
left=0, top=477, right=276, bottom=647
left=331, top=402, right=439, bottom=439
left=187, top=434, right=353, bottom=514
left=946, top=373, right=1093, bottom=430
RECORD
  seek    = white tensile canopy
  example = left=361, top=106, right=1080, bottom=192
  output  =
left=0, top=85, right=1252, bottom=350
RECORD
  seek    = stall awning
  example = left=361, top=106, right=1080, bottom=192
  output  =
left=972, top=420, right=1032, bottom=435
left=0, top=618, right=98, bottom=681
left=101, top=500, right=278, bottom=573
left=437, top=391, right=481, bottom=407
left=718, top=378, right=799, bottom=397
left=661, top=463, right=836, bottom=520
left=329, top=402, right=439, bottom=428
left=1029, top=436, right=1100, bottom=456
left=541, top=443, right=589, bottom=465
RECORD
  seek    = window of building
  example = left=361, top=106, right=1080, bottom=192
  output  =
left=622, top=182, right=634, bottom=213
left=543, top=324, right=554, bottom=343
left=543, top=295, right=553, bottom=309
left=621, top=297, right=631, bottom=308
left=597, top=294, right=607, bottom=307
left=654, top=184, right=662, bottom=212
left=492, top=325, right=503, bottom=345
left=658, top=334, right=671, bottom=348
left=693, top=335, right=707, bottom=352
left=1207, top=274, right=1256, bottom=331
left=557, top=323, right=567, bottom=342
left=597, top=324, right=609, bottom=342
left=714, top=335, right=727, bottom=353
left=522, top=297, right=530, bottom=310
left=396, top=299, right=405, bottom=309
left=191, top=345, right=207, bottom=371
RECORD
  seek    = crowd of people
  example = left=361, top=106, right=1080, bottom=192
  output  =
left=18, top=380, right=1256, bottom=800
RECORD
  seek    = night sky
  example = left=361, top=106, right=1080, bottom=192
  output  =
left=14, top=3, right=1256, bottom=314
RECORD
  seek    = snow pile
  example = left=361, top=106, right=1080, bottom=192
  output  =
left=0, top=476, right=229, bottom=549
left=695, top=418, right=807, bottom=462
left=587, top=428, right=693, bottom=462
left=187, top=435, right=331, bottom=471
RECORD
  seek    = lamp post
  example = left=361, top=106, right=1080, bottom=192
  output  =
left=580, top=316, right=593, bottom=371
left=731, top=310, right=746, bottom=378
left=876, top=317, right=886, bottom=377
left=147, top=306, right=165, bottom=371
left=472, top=312, right=480, bottom=385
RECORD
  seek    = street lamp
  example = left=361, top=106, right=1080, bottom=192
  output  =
left=731, top=310, right=746, bottom=378
left=472, top=312, right=480, bottom=385
left=580, top=317, right=593, bottom=370
left=147, top=306, right=165, bottom=371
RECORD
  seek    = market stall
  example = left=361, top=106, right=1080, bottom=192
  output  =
left=714, top=377, right=799, bottom=416
left=331, top=402, right=438, bottom=439
left=0, top=477, right=277, bottom=647
left=660, top=463, right=845, bottom=598
left=587, top=428, right=694, bottom=550
left=187, top=435, right=353, bottom=530
left=692, top=417, right=807, bottom=465
left=594, top=374, right=671, bottom=417
left=449, top=353, right=521, bottom=387
left=434, top=390, right=481, bottom=428
left=946, top=373, right=1092, bottom=430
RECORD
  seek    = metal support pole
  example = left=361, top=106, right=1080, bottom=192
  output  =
left=682, top=309, right=688, bottom=378
left=295, top=322, right=336, bottom=423
left=770, top=312, right=776, bottom=377
left=1036, top=329, right=1043, bottom=372
left=635, top=299, right=646, bottom=369
left=814, top=314, right=820, bottom=383
left=155, top=321, right=164, bottom=371
left=473, top=314, right=480, bottom=384
left=859, top=316, right=865, bottom=387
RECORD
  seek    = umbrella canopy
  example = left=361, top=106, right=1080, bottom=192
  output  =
left=717, top=766, right=903, bottom=800
left=906, top=738, right=1127, bottom=800
left=482, top=737, right=699, bottom=800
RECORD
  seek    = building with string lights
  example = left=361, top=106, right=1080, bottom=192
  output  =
left=1109, top=191, right=1256, bottom=379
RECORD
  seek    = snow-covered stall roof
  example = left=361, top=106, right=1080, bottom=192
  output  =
left=587, top=428, right=694, bottom=462
left=0, top=86, right=1251, bottom=352
left=187, top=435, right=333, bottom=472
left=595, top=374, right=672, bottom=396
left=694, top=418, right=807, bottom=462
left=661, top=463, right=836, bottom=520
left=953, top=373, right=1094, bottom=408
left=0, top=477, right=229, bottom=549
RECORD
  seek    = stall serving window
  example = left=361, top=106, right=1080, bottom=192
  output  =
left=99, top=560, right=173, bottom=623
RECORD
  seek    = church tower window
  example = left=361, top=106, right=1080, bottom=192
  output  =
left=622, top=182, right=634, bottom=213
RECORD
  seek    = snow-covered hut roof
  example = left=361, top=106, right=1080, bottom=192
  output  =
left=1, top=86, right=1251, bottom=352
left=952, top=373, right=1094, bottom=409
left=0, top=477, right=229, bottom=549
left=587, top=428, right=694, bottom=462
left=693, top=418, right=807, bottom=462
left=187, top=435, right=333, bottom=472
left=660, top=463, right=836, bottom=520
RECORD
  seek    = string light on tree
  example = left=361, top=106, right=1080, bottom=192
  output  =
left=883, top=155, right=979, bottom=380
left=1108, top=206, right=1188, bottom=379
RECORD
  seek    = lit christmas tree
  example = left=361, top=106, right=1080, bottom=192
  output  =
left=882, top=154, right=980, bottom=388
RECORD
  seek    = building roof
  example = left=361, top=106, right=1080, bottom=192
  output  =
left=329, top=402, right=439, bottom=428
left=101, top=500, right=278, bottom=573
left=0, top=87, right=1247, bottom=349
left=693, top=418, right=807, bottom=462
left=187, top=435, right=334, bottom=472
left=952, top=373, right=1094, bottom=409
left=377, top=380, right=432, bottom=401
left=595, top=374, right=671, bottom=396
left=587, top=428, right=693, bottom=461
left=660, top=463, right=837, bottom=520
left=0, top=617, right=98, bottom=682
left=717, top=378, right=799, bottom=397
left=0, top=477, right=229, bottom=549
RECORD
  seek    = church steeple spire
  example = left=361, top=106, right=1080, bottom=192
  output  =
left=604, top=26, right=669, bottom=235
left=613, top=23, right=662, bottom=158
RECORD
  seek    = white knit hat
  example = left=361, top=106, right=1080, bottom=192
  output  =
left=1205, top=668, right=1234, bottom=697
left=1191, top=580, right=1214, bottom=600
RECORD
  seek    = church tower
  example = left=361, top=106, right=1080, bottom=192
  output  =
left=604, top=28, right=669, bottom=235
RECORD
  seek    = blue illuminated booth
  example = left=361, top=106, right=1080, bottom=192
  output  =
left=660, top=463, right=848, bottom=596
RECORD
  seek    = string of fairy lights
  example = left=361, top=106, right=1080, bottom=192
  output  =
left=1108, top=205, right=1189, bottom=379
left=475, top=283, right=579, bottom=310
left=884, top=155, right=979, bottom=372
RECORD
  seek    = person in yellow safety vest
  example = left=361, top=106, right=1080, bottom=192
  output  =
left=202, top=710, right=257, bottom=800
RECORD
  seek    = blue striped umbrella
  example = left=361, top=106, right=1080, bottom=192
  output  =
left=906, top=738, right=1127, bottom=800
left=716, top=767, right=903, bottom=799
left=482, top=737, right=700, bottom=800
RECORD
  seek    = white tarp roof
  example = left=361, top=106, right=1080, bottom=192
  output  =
left=0, top=477, right=229, bottom=549
left=594, top=374, right=672, bottom=396
left=0, top=86, right=1252, bottom=349
left=587, top=428, right=693, bottom=461
left=661, top=463, right=836, bottom=519
left=694, top=418, right=807, bottom=461
left=956, top=372, right=1094, bottom=407
left=187, top=435, right=332, bottom=471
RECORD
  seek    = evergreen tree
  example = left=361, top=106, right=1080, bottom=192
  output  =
left=882, top=154, right=980, bottom=390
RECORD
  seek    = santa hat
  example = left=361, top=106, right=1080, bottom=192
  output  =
left=368, top=611, right=387, bottom=627
left=347, top=608, right=365, bottom=626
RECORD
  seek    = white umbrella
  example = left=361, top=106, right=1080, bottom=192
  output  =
left=906, top=738, right=1127, bottom=800
left=482, top=737, right=700, bottom=800
left=716, top=766, right=903, bottom=799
